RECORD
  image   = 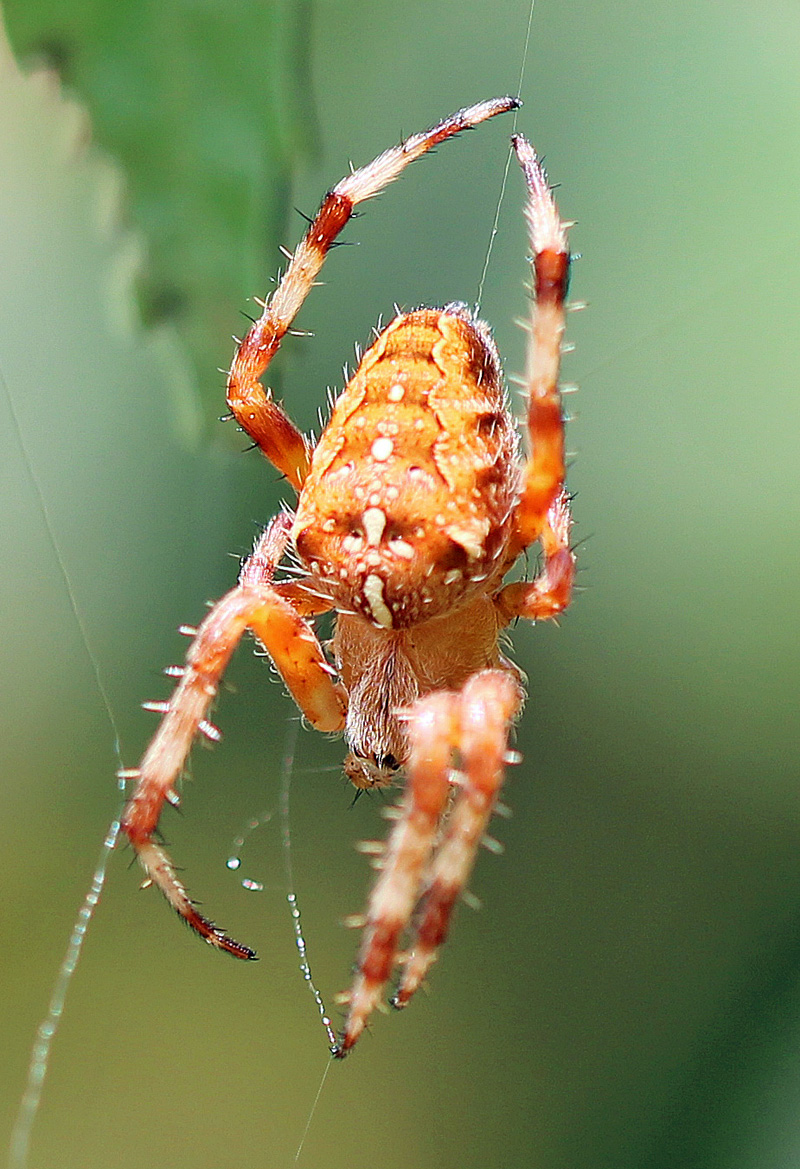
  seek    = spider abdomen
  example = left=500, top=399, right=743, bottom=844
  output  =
left=293, top=306, right=520, bottom=629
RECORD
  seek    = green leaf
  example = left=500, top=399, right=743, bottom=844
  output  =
left=3, top=0, right=317, bottom=443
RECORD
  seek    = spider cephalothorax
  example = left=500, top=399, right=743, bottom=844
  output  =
left=120, top=97, right=576, bottom=1056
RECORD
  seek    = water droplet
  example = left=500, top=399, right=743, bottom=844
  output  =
left=226, top=856, right=241, bottom=870
left=241, top=878, right=263, bottom=891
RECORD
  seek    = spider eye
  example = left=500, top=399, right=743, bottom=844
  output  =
left=375, top=753, right=399, bottom=772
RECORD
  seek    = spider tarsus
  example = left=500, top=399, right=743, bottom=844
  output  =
left=184, top=906, right=258, bottom=961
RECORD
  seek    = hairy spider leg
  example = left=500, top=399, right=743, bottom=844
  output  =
left=121, top=514, right=346, bottom=958
left=226, top=96, right=520, bottom=490
left=336, top=670, right=522, bottom=1055
left=507, top=133, right=573, bottom=559
left=496, top=487, right=575, bottom=623
left=336, top=691, right=460, bottom=1054
left=392, top=670, right=522, bottom=1012
left=488, top=135, right=576, bottom=624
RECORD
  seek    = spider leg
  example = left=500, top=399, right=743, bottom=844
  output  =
left=495, top=486, right=575, bottom=623
left=121, top=514, right=346, bottom=959
left=336, top=670, right=521, bottom=1056
left=336, top=691, right=459, bottom=1055
left=226, top=96, right=520, bottom=490
left=508, top=133, right=573, bottom=558
left=392, top=670, right=522, bottom=1012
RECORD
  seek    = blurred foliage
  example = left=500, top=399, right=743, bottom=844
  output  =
left=3, top=0, right=316, bottom=444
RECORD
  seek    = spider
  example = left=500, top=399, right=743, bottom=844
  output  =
left=120, top=96, right=576, bottom=1057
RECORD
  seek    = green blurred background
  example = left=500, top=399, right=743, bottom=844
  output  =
left=1, top=2, right=799, bottom=1167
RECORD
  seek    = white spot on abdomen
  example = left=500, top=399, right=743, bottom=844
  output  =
left=389, top=538, right=414, bottom=560
left=362, top=507, right=386, bottom=546
left=371, top=437, right=394, bottom=461
left=363, top=574, right=393, bottom=627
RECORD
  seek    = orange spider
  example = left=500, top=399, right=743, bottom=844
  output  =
left=120, top=97, right=576, bottom=1057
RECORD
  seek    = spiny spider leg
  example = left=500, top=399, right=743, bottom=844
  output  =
left=507, top=132, right=573, bottom=558
left=392, top=670, right=522, bottom=1011
left=226, top=96, right=520, bottom=489
left=336, top=670, right=522, bottom=1056
left=121, top=514, right=346, bottom=958
left=335, top=691, right=459, bottom=1054
left=496, top=487, right=575, bottom=623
